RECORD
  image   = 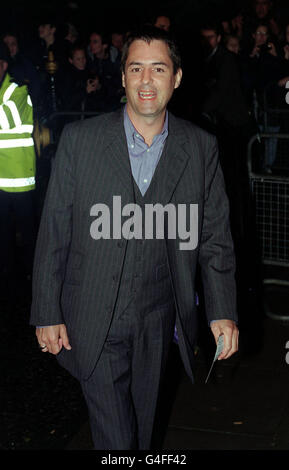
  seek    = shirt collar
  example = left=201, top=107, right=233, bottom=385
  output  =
left=123, top=105, right=168, bottom=147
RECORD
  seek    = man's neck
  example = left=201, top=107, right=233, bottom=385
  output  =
left=126, top=108, right=166, bottom=147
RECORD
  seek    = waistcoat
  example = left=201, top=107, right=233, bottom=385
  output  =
left=114, top=144, right=175, bottom=317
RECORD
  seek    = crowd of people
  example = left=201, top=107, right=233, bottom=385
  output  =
left=0, top=0, right=289, bottom=295
left=1, top=2, right=289, bottom=128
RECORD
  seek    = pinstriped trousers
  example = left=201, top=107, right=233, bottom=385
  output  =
left=80, top=298, right=176, bottom=450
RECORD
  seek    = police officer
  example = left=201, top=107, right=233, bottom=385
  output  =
left=0, top=41, right=36, bottom=292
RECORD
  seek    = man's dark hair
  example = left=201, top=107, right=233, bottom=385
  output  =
left=89, top=31, right=108, bottom=45
left=150, top=13, right=171, bottom=25
left=2, top=31, right=18, bottom=40
left=68, top=43, right=86, bottom=60
left=121, top=26, right=181, bottom=75
left=252, top=20, right=270, bottom=34
left=200, top=22, right=223, bottom=37
left=38, top=17, right=58, bottom=29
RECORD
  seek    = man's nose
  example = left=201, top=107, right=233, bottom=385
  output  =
left=141, top=68, right=152, bottom=84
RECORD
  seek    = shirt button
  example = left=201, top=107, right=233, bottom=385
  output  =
left=147, top=149, right=150, bottom=152
left=143, top=179, right=148, bottom=183
left=131, top=144, right=134, bottom=148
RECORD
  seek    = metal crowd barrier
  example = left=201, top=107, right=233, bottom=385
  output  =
left=256, top=84, right=289, bottom=137
left=247, top=133, right=289, bottom=319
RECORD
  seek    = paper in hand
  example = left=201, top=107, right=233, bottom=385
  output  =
left=205, top=334, right=224, bottom=384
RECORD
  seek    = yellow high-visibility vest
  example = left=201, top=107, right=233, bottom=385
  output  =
left=0, top=73, right=36, bottom=192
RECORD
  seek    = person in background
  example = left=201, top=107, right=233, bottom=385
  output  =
left=154, top=15, right=171, bottom=33
left=242, top=0, right=281, bottom=49
left=109, top=31, right=124, bottom=64
left=279, top=22, right=289, bottom=77
left=200, top=22, right=257, bottom=304
left=224, top=34, right=241, bottom=55
left=31, top=18, right=65, bottom=71
left=242, top=22, right=284, bottom=99
left=87, top=31, right=123, bottom=111
left=244, top=22, right=284, bottom=173
left=231, top=9, right=245, bottom=41
left=57, top=44, right=105, bottom=115
left=59, top=22, right=79, bottom=66
left=0, top=42, right=36, bottom=295
left=2, top=32, right=42, bottom=108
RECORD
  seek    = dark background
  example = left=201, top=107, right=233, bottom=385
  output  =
left=2, top=0, right=289, bottom=38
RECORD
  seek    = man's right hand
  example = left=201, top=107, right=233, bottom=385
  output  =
left=36, top=324, right=72, bottom=355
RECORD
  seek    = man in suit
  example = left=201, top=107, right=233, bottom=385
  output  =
left=30, top=26, right=239, bottom=450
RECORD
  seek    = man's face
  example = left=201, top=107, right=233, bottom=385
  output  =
left=90, top=33, right=105, bottom=56
left=3, top=35, right=18, bottom=57
left=69, top=49, right=86, bottom=70
left=253, top=25, right=269, bottom=46
left=122, top=39, right=182, bottom=121
left=226, top=37, right=240, bottom=54
left=201, top=29, right=221, bottom=53
left=38, top=24, right=56, bottom=40
left=154, top=16, right=171, bottom=32
left=255, top=0, right=271, bottom=19
left=233, top=14, right=244, bottom=28
left=112, top=33, right=124, bottom=51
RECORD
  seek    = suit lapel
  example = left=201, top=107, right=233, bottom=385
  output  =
left=101, top=109, right=191, bottom=205
left=102, top=109, right=134, bottom=198
left=145, top=112, right=190, bottom=206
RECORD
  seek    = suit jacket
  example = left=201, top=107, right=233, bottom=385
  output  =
left=30, top=108, right=237, bottom=381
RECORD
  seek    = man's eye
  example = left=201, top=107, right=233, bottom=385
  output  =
left=131, top=67, right=141, bottom=72
left=153, top=67, right=165, bottom=73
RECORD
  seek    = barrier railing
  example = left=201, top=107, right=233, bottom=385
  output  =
left=256, top=83, right=289, bottom=132
left=247, top=133, right=289, bottom=319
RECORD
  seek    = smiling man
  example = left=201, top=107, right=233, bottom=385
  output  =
left=30, top=26, right=238, bottom=450
left=121, top=37, right=182, bottom=144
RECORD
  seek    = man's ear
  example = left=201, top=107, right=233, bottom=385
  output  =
left=122, top=72, right=126, bottom=88
left=174, top=68, right=182, bottom=89
left=3, top=61, right=8, bottom=73
left=217, top=34, right=222, bottom=44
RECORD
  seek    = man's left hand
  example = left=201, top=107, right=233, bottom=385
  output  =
left=210, top=320, right=239, bottom=360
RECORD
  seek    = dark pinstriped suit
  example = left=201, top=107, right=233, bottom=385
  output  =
left=30, top=108, right=237, bottom=448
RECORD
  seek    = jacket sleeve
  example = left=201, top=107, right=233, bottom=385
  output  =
left=198, top=134, right=238, bottom=325
left=30, top=123, right=75, bottom=326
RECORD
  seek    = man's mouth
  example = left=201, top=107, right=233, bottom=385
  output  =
left=138, top=91, right=156, bottom=100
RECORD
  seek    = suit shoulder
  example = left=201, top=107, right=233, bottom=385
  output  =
left=170, top=114, right=217, bottom=145
left=61, top=110, right=119, bottom=138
